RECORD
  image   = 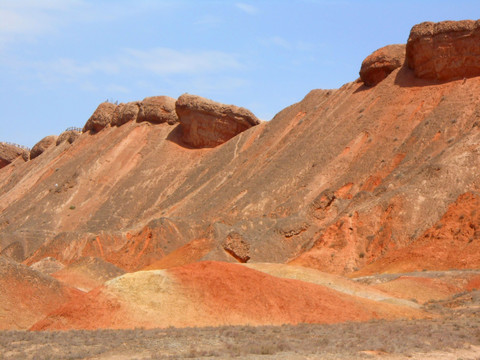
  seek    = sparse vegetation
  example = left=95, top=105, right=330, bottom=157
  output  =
left=1, top=291, right=479, bottom=359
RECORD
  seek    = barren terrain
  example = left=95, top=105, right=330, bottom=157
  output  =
left=1, top=18, right=480, bottom=359
left=1, top=286, right=479, bottom=359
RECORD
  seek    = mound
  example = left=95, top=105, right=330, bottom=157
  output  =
left=0, top=256, right=80, bottom=330
left=373, top=276, right=463, bottom=304
left=32, top=261, right=425, bottom=330
left=243, top=263, right=418, bottom=308
left=51, top=256, right=125, bottom=291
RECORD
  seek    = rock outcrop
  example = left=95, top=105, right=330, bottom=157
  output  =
left=406, top=19, right=480, bottom=81
left=88, top=97, right=179, bottom=129
left=111, top=102, right=140, bottom=127
left=0, top=143, right=29, bottom=168
left=56, top=130, right=80, bottom=146
left=30, top=135, right=57, bottom=160
left=175, top=94, right=260, bottom=148
left=360, top=44, right=406, bottom=86
left=137, top=96, right=178, bottom=125
left=83, top=102, right=117, bottom=133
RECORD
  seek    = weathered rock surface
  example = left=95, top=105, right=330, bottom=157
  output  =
left=30, top=135, right=57, bottom=160
left=137, top=96, right=178, bottom=125
left=360, top=44, right=406, bottom=86
left=83, top=102, right=117, bottom=132
left=176, top=94, right=260, bottom=148
left=0, top=143, right=29, bottom=168
left=406, top=19, right=480, bottom=81
left=56, top=130, right=80, bottom=146
left=223, top=232, right=250, bottom=262
left=111, top=102, right=140, bottom=127
left=1, top=20, right=480, bottom=299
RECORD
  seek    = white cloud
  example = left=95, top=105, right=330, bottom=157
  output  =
left=235, top=3, right=258, bottom=15
left=18, top=47, right=244, bottom=95
left=260, top=37, right=317, bottom=52
left=0, top=0, right=85, bottom=44
left=121, top=48, right=243, bottom=75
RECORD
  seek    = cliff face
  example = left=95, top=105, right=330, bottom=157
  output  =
left=1, top=20, right=480, bottom=276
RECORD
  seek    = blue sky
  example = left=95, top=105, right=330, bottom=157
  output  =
left=1, top=0, right=479, bottom=147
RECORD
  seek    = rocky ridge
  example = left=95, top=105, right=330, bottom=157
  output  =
left=0, top=19, right=480, bottom=331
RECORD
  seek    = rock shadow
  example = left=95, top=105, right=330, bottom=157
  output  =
left=165, top=124, right=197, bottom=149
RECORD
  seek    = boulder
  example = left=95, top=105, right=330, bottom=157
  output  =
left=222, top=232, right=250, bottom=263
left=111, top=102, right=140, bottom=127
left=406, top=20, right=480, bottom=81
left=83, top=102, right=117, bottom=133
left=137, top=96, right=178, bottom=125
left=30, top=135, right=57, bottom=160
left=175, top=94, right=260, bottom=148
left=56, top=130, right=80, bottom=146
left=0, top=143, right=29, bottom=168
left=111, top=103, right=125, bottom=126
left=360, top=44, right=406, bottom=86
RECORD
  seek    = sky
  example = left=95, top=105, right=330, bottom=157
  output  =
left=1, top=0, right=479, bottom=148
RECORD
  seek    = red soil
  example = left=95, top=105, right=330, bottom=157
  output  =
left=168, top=261, right=423, bottom=325
left=0, top=256, right=81, bottom=330
left=353, top=192, right=480, bottom=276
left=31, top=261, right=425, bottom=330
left=144, top=237, right=212, bottom=270
left=373, top=276, right=463, bottom=304
left=31, top=287, right=131, bottom=331
left=466, top=275, right=480, bottom=291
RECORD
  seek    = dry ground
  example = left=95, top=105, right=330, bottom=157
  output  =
left=1, top=290, right=479, bottom=360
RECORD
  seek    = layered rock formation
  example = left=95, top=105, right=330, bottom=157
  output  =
left=360, top=44, right=406, bottom=86
left=176, top=94, right=260, bottom=148
left=0, top=19, right=480, bottom=297
left=0, top=142, right=28, bottom=168
left=2, top=19, right=480, bottom=332
left=407, top=19, right=480, bottom=80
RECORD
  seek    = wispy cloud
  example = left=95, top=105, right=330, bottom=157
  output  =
left=235, top=3, right=259, bottom=15
left=260, top=36, right=316, bottom=52
left=12, top=46, right=245, bottom=97
left=121, top=48, right=243, bottom=75
left=0, top=0, right=85, bottom=47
